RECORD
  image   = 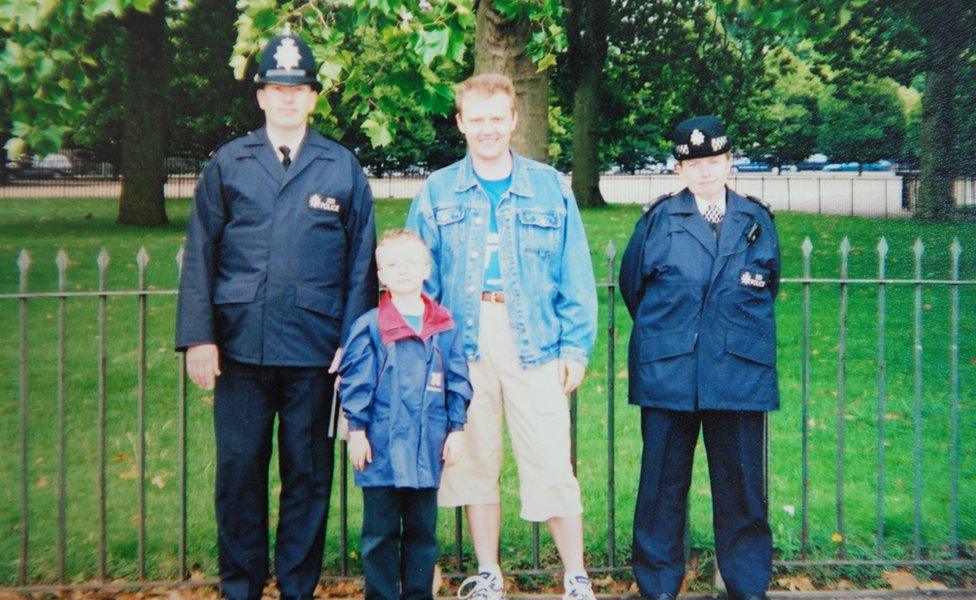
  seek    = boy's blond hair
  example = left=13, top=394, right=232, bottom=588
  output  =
left=376, top=228, right=430, bottom=262
left=454, top=73, right=516, bottom=115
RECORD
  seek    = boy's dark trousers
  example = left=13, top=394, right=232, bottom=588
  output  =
left=361, top=487, right=438, bottom=600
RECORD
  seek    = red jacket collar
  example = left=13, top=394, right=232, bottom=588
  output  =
left=377, top=292, right=455, bottom=344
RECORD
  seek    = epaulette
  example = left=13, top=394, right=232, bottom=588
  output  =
left=208, top=133, right=244, bottom=158
left=744, top=193, right=775, bottom=219
left=642, top=191, right=676, bottom=213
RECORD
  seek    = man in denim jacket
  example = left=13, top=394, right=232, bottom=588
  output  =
left=406, top=73, right=598, bottom=600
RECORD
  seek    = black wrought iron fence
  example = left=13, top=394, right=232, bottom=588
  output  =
left=1, top=239, right=974, bottom=594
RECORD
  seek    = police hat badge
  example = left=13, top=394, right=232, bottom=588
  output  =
left=672, top=115, right=730, bottom=161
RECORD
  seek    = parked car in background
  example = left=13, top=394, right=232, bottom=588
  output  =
left=823, top=160, right=893, bottom=172
left=731, top=156, right=774, bottom=173
left=6, top=154, right=74, bottom=179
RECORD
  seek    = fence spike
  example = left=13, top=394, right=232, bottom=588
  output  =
left=136, top=247, right=150, bottom=270
left=605, top=240, right=616, bottom=261
left=175, top=246, right=185, bottom=274
left=877, top=237, right=889, bottom=257
left=951, top=237, right=962, bottom=260
left=97, top=248, right=110, bottom=271
left=17, top=249, right=31, bottom=273
left=913, top=237, right=924, bottom=259
left=840, top=236, right=851, bottom=256
left=801, top=236, right=813, bottom=257
left=55, top=249, right=69, bottom=271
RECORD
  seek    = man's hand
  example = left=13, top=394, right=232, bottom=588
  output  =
left=558, top=358, right=585, bottom=395
left=186, top=343, right=221, bottom=391
left=329, top=347, right=344, bottom=390
left=348, top=430, right=372, bottom=471
left=442, top=431, right=464, bottom=467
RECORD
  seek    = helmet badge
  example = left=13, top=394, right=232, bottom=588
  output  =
left=274, top=38, right=302, bottom=70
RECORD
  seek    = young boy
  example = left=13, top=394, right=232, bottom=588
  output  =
left=339, top=229, right=472, bottom=600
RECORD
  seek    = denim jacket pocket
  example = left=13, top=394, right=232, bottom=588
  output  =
left=516, top=209, right=562, bottom=255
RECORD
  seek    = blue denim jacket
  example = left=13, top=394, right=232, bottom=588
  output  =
left=406, top=152, right=597, bottom=367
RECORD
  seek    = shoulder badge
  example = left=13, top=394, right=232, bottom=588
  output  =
left=208, top=132, right=246, bottom=158
left=642, top=191, right=675, bottom=213
left=744, top=193, right=775, bottom=219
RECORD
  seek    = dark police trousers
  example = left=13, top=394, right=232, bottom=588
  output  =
left=361, top=487, right=438, bottom=600
left=633, top=408, right=771, bottom=599
left=214, top=358, right=336, bottom=600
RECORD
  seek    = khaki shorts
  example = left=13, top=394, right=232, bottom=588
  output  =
left=437, top=302, right=583, bottom=522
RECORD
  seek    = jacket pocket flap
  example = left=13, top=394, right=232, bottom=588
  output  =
left=434, top=206, right=464, bottom=225
left=295, top=286, right=343, bottom=318
left=725, top=329, right=775, bottom=367
left=517, top=210, right=561, bottom=228
left=213, top=282, right=259, bottom=304
left=639, top=330, right=697, bottom=363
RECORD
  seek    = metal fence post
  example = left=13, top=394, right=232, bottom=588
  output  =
left=605, top=241, right=617, bottom=568
left=18, top=250, right=31, bottom=586
left=875, top=238, right=888, bottom=559
left=56, top=249, right=69, bottom=583
left=912, top=238, right=924, bottom=559
left=97, top=249, right=110, bottom=581
left=136, top=248, right=149, bottom=579
left=800, top=237, right=813, bottom=558
left=836, top=238, right=850, bottom=559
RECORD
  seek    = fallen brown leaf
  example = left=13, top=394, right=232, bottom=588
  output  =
left=920, top=581, right=949, bottom=590
left=776, top=575, right=816, bottom=592
left=883, top=569, right=920, bottom=590
left=151, top=475, right=166, bottom=489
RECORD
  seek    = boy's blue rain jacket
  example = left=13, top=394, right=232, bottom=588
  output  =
left=338, top=292, right=472, bottom=489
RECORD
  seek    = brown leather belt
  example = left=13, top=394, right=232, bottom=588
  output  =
left=481, top=291, right=506, bottom=304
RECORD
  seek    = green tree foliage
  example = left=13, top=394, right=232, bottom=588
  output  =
left=818, top=76, right=906, bottom=166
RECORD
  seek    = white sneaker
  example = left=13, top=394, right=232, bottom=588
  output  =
left=457, top=571, right=508, bottom=600
left=563, top=575, right=597, bottom=600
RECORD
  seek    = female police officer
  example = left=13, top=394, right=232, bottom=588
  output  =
left=176, top=30, right=377, bottom=600
left=619, top=116, right=780, bottom=600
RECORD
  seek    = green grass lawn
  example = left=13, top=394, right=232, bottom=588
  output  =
left=0, top=197, right=974, bottom=585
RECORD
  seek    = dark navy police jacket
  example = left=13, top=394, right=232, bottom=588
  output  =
left=619, top=188, right=781, bottom=412
left=175, top=127, right=378, bottom=366
left=338, top=293, right=472, bottom=489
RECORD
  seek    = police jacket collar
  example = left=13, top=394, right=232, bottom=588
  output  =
left=453, top=150, right=535, bottom=198
left=377, top=292, right=455, bottom=344
left=238, top=127, right=338, bottom=189
left=668, top=187, right=755, bottom=258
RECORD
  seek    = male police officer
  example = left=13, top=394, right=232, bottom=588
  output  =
left=176, top=31, right=377, bottom=600
left=619, top=116, right=779, bottom=600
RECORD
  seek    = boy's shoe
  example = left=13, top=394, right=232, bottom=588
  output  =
left=457, top=571, right=507, bottom=600
left=562, top=575, right=597, bottom=600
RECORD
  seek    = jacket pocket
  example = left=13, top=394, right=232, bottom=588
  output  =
left=434, top=206, right=465, bottom=225
left=724, top=328, right=775, bottom=367
left=639, top=329, right=697, bottom=363
left=516, top=209, right=562, bottom=255
left=295, top=285, right=343, bottom=318
left=214, top=281, right=259, bottom=304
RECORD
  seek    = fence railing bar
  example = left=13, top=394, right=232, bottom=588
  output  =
left=875, top=237, right=888, bottom=560
left=339, top=440, right=349, bottom=576
left=4, top=277, right=976, bottom=302
left=836, top=237, right=849, bottom=559
left=56, top=249, right=68, bottom=583
left=18, top=249, right=31, bottom=586
left=454, top=507, right=463, bottom=573
left=949, top=238, right=961, bottom=555
left=137, top=247, right=149, bottom=579
left=912, top=238, right=923, bottom=560
left=800, top=237, right=812, bottom=559
left=97, top=249, right=110, bottom=581
left=605, top=241, right=617, bottom=568
left=176, top=246, right=187, bottom=580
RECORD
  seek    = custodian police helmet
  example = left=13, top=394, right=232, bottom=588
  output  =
left=254, top=32, right=322, bottom=92
left=672, top=115, right=730, bottom=161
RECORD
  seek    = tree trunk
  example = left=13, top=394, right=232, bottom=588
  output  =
left=118, top=0, right=169, bottom=226
left=475, top=1, right=548, bottom=162
left=915, top=6, right=964, bottom=220
left=566, top=0, right=610, bottom=207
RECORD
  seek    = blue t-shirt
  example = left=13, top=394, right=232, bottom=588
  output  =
left=476, top=173, right=512, bottom=292
left=403, top=312, right=423, bottom=334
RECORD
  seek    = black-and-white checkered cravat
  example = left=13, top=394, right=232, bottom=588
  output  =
left=702, top=202, right=724, bottom=225
left=279, top=146, right=292, bottom=168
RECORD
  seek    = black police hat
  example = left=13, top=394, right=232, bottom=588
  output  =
left=254, top=33, right=322, bottom=92
left=672, top=115, right=730, bottom=161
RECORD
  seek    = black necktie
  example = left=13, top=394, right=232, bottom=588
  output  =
left=279, top=146, right=291, bottom=168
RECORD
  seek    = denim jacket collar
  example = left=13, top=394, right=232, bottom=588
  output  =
left=453, top=150, right=536, bottom=199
